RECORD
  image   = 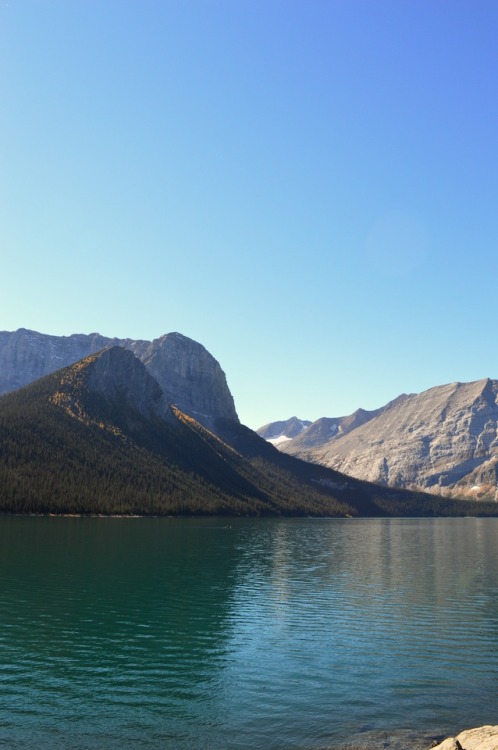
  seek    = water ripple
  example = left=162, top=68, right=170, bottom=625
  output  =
left=1, top=517, right=498, bottom=749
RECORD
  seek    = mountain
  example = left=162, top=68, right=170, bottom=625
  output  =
left=1, top=347, right=488, bottom=517
left=0, top=328, right=237, bottom=430
left=257, top=417, right=312, bottom=446
left=258, top=380, right=498, bottom=501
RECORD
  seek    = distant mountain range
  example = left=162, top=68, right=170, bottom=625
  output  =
left=257, top=379, right=498, bottom=501
left=0, top=340, right=464, bottom=517
left=1, top=326, right=496, bottom=516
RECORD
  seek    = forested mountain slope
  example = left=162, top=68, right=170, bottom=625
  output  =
left=1, top=348, right=491, bottom=517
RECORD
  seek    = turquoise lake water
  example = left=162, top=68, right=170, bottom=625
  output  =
left=1, top=516, right=498, bottom=749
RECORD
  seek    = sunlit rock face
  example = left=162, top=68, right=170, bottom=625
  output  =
left=432, top=724, right=498, bottom=750
left=260, top=379, right=498, bottom=501
left=128, top=333, right=238, bottom=428
left=0, top=328, right=238, bottom=430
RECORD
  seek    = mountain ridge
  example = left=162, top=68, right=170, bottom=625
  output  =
left=257, top=378, right=498, bottom=501
left=1, top=347, right=491, bottom=517
left=0, top=327, right=237, bottom=430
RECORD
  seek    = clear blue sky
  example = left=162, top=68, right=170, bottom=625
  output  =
left=2, top=1, right=497, bottom=428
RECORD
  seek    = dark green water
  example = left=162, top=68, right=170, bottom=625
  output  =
left=1, top=516, right=498, bottom=749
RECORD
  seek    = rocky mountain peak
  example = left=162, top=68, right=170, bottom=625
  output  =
left=257, top=417, right=311, bottom=444
left=128, top=332, right=238, bottom=428
left=85, top=347, right=173, bottom=423
left=474, top=377, right=498, bottom=408
left=0, top=328, right=238, bottom=430
left=259, top=378, right=498, bottom=500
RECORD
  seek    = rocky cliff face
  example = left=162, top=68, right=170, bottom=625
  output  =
left=0, top=328, right=238, bottom=429
left=259, top=379, right=498, bottom=500
left=128, top=333, right=238, bottom=427
left=85, top=347, right=173, bottom=423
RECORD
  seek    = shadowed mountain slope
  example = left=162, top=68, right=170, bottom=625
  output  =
left=0, top=348, right=362, bottom=517
left=1, top=348, right=490, bottom=517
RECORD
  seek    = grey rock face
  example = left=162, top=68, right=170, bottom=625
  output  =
left=85, top=347, right=174, bottom=423
left=260, top=380, right=498, bottom=500
left=0, top=328, right=122, bottom=393
left=127, top=333, right=238, bottom=427
left=257, top=416, right=311, bottom=442
left=258, top=406, right=385, bottom=450
left=0, top=328, right=238, bottom=429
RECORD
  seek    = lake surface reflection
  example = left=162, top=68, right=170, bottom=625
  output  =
left=1, top=516, right=498, bottom=749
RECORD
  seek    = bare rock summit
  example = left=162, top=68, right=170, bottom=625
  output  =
left=259, top=379, right=498, bottom=501
left=0, top=328, right=238, bottom=430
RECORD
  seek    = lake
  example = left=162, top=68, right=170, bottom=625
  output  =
left=1, top=516, right=498, bottom=749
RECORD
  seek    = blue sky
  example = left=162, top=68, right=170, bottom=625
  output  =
left=2, top=1, right=498, bottom=428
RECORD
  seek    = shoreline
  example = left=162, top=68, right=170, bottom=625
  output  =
left=337, top=727, right=444, bottom=750
left=323, top=725, right=498, bottom=750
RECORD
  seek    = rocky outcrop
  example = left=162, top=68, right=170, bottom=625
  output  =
left=259, top=379, right=498, bottom=500
left=0, top=328, right=238, bottom=429
left=431, top=725, right=498, bottom=749
left=85, top=347, right=173, bottom=423
left=128, top=333, right=238, bottom=428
